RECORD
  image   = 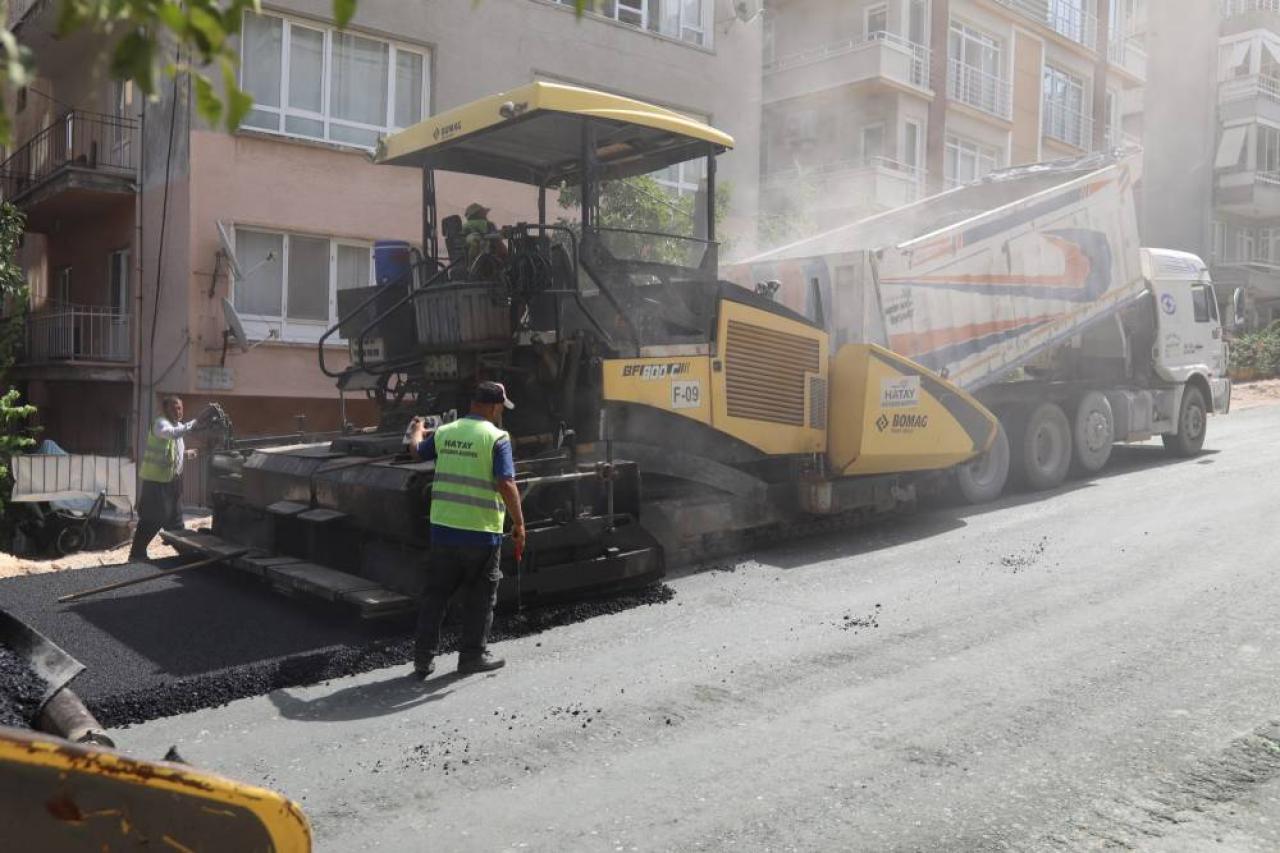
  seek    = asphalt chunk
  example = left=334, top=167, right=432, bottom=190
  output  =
left=0, top=642, right=46, bottom=728
left=0, top=560, right=674, bottom=727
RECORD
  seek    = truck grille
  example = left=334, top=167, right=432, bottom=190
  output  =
left=725, top=321, right=821, bottom=426
left=809, top=376, right=828, bottom=429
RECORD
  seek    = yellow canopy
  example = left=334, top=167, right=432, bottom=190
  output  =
left=376, top=81, right=734, bottom=186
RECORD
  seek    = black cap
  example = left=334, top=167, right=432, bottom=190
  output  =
left=474, top=381, right=515, bottom=410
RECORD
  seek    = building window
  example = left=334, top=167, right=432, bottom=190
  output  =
left=1042, top=65, right=1089, bottom=149
left=552, top=0, right=709, bottom=47
left=1048, top=0, right=1088, bottom=45
left=1257, top=124, right=1280, bottom=174
left=54, top=267, right=72, bottom=306
left=944, top=135, right=1002, bottom=188
left=240, top=12, right=429, bottom=150
left=903, top=120, right=922, bottom=172
left=861, top=124, right=885, bottom=162
left=948, top=20, right=1006, bottom=117
left=232, top=227, right=375, bottom=343
left=865, top=4, right=888, bottom=39
left=108, top=250, right=129, bottom=314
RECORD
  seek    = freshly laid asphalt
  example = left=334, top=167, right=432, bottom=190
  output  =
left=118, top=404, right=1280, bottom=852
left=0, top=559, right=672, bottom=727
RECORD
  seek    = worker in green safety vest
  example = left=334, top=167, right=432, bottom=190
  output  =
left=462, top=201, right=508, bottom=270
left=407, top=381, right=526, bottom=679
left=128, top=395, right=212, bottom=562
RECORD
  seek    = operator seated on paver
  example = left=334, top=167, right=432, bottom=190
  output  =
left=128, top=395, right=216, bottom=563
left=407, top=381, right=526, bottom=679
left=462, top=201, right=508, bottom=270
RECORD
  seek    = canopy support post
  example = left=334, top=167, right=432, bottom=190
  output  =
left=422, top=167, right=438, bottom=265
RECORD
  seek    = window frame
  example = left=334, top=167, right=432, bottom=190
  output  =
left=231, top=226, right=377, bottom=345
left=944, top=134, right=1002, bottom=187
left=239, top=11, right=430, bottom=151
left=1191, top=283, right=1212, bottom=323
left=1042, top=64, right=1090, bottom=148
left=865, top=3, right=889, bottom=39
left=550, top=0, right=709, bottom=47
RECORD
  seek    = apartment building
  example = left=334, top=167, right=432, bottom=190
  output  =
left=1212, top=0, right=1280, bottom=325
left=4, top=0, right=762, bottom=461
left=760, top=0, right=1147, bottom=231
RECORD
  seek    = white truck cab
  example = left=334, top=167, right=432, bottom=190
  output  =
left=1143, top=249, right=1232, bottom=416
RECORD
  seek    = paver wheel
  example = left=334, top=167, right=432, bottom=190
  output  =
left=955, top=420, right=1010, bottom=504
left=1071, top=391, right=1114, bottom=474
left=1009, top=402, right=1073, bottom=491
left=1162, top=385, right=1207, bottom=457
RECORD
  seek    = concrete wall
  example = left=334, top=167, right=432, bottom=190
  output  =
left=1140, top=0, right=1218, bottom=257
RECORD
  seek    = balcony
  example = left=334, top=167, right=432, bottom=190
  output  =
left=20, top=304, right=132, bottom=369
left=947, top=60, right=1013, bottom=121
left=1107, top=36, right=1147, bottom=82
left=764, top=32, right=931, bottom=104
left=1042, top=100, right=1094, bottom=150
left=0, top=110, right=137, bottom=232
left=763, top=157, right=925, bottom=216
left=1216, top=169, right=1280, bottom=217
left=1220, top=75, right=1280, bottom=125
left=1221, top=0, right=1280, bottom=30
left=990, top=0, right=1098, bottom=51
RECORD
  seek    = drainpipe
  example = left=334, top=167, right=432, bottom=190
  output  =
left=131, top=97, right=145, bottom=483
left=1093, top=0, right=1112, bottom=152
left=926, top=0, right=951, bottom=195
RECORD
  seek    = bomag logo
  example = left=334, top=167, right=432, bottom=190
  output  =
left=433, top=121, right=462, bottom=141
left=892, top=414, right=929, bottom=429
left=622, top=362, right=691, bottom=380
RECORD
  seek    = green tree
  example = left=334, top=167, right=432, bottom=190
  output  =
left=0, top=202, right=35, bottom=517
left=557, top=174, right=732, bottom=264
left=1, top=0, right=597, bottom=143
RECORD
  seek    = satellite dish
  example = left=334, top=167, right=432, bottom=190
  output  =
left=221, top=297, right=250, bottom=365
left=216, top=221, right=244, bottom=281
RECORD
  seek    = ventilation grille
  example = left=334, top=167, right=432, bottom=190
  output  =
left=725, top=320, right=821, bottom=426
left=809, top=376, right=828, bottom=429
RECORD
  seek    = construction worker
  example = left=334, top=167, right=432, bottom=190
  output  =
left=408, top=381, right=526, bottom=678
left=128, top=396, right=209, bottom=562
left=462, top=201, right=508, bottom=267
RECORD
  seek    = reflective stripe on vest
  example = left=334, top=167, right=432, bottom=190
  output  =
left=428, top=417, right=509, bottom=534
left=140, top=429, right=178, bottom=483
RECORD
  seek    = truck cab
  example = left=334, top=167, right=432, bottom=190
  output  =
left=1143, top=249, right=1232, bottom=415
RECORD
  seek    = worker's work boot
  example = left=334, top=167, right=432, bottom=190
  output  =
left=457, top=652, right=505, bottom=675
left=413, top=658, right=436, bottom=680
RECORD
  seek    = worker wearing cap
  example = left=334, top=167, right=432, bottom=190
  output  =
left=462, top=202, right=507, bottom=266
left=407, top=381, right=526, bottom=678
left=129, top=395, right=210, bottom=562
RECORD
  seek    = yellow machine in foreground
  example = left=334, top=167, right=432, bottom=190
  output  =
left=0, top=726, right=311, bottom=850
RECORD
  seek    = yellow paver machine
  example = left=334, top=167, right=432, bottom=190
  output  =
left=171, top=82, right=995, bottom=612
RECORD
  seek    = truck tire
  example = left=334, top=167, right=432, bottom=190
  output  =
left=1162, top=385, right=1207, bottom=457
left=1071, top=391, right=1114, bottom=474
left=955, top=421, right=1010, bottom=504
left=1010, top=402, right=1073, bottom=491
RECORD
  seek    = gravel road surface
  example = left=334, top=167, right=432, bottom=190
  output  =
left=111, top=406, right=1280, bottom=850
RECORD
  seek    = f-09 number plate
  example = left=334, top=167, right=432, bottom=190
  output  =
left=671, top=380, right=701, bottom=409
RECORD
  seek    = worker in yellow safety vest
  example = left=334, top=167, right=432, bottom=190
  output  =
left=407, top=381, right=526, bottom=679
left=128, top=395, right=212, bottom=562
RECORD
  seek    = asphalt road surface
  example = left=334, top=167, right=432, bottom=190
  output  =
left=123, top=405, right=1280, bottom=852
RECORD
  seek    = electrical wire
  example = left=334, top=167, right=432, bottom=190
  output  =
left=144, top=49, right=182, bottom=424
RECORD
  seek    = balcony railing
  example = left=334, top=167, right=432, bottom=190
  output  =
left=1222, top=0, right=1280, bottom=17
left=1107, top=36, right=1147, bottom=78
left=765, top=31, right=931, bottom=90
left=0, top=110, right=137, bottom=203
left=991, top=0, right=1098, bottom=50
left=948, top=60, right=1013, bottom=120
left=764, top=155, right=924, bottom=185
left=1220, top=74, right=1280, bottom=105
left=24, top=304, right=132, bottom=364
left=1042, top=100, right=1094, bottom=149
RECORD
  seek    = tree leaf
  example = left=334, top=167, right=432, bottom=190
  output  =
left=333, top=0, right=356, bottom=28
left=187, top=5, right=227, bottom=54
left=192, top=73, right=223, bottom=127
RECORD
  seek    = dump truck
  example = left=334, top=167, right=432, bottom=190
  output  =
left=733, top=153, right=1231, bottom=504
left=165, top=85, right=1221, bottom=615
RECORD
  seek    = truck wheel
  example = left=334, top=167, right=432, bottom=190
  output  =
left=1012, top=402, right=1073, bottom=490
left=1072, top=391, right=1114, bottom=474
left=1162, top=385, right=1207, bottom=457
left=955, top=421, right=1010, bottom=504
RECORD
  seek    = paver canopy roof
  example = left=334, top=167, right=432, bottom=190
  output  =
left=376, top=81, right=734, bottom=186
